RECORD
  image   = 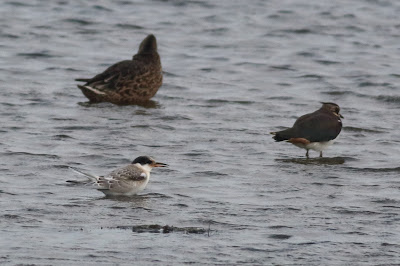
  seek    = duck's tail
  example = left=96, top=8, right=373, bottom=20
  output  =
left=77, top=85, right=107, bottom=103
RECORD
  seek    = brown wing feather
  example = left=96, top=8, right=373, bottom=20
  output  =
left=83, top=60, right=136, bottom=90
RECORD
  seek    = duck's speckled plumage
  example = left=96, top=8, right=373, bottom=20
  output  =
left=76, top=34, right=162, bottom=105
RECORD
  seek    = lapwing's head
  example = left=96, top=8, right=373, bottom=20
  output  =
left=137, top=34, right=158, bottom=55
left=321, top=102, right=343, bottom=118
left=132, top=156, right=167, bottom=169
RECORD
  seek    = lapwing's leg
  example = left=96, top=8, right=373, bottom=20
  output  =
left=320, top=151, right=323, bottom=157
left=306, top=149, right=309, bottom=158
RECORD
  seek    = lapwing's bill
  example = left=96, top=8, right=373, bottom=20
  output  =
left=70, top=156, right=167, bottom=196
left=271, top=102, right=343, bottom=158
left=76, top=34, right=162, bottom=105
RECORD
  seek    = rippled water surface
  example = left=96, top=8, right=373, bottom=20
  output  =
left=1, top=0, right=400, bottom=265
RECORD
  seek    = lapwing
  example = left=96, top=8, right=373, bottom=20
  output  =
left=271, top=102, right=343, bottom=158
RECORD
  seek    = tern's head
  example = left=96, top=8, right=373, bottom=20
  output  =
left=321, top=102, right=344, bottom=118
left=137, top=34, right=157, bottom=55
left=132, top=156, right=167, bottom=169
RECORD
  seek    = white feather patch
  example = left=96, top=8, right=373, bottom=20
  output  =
left=83, top=85, right=106, bottom=95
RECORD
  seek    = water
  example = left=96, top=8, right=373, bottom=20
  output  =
left=1, top=0, right=400, bottom=265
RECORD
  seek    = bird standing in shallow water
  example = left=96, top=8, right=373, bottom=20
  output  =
left=76, top=34, right=162, bottom=105
left=70, top=156, right=167, bottom=196
left=271, top=102, right=343, bottom=158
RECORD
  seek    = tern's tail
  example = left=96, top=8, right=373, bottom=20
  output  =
left=69, top=167, right=100, bottom=182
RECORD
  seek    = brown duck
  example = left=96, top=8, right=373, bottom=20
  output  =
left=75, top=34, right=162, bottom=105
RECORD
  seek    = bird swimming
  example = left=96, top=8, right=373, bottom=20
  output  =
left=75, top=34, right=163, bottom=105
left=70, top=156, right=167, bottom=196
left=271, top=102, right=343, bottom=158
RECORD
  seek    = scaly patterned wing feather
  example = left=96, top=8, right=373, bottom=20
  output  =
left=84, top=59, right=148, bottom=92
left=107, top=165, right=147, bottom=182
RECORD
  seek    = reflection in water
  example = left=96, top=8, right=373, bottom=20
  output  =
left=77, top=99, right=160, bottom=108
left=101, top=194, right=151, bottom=209
left=65, top=182, right=169, bottom=208
left=276, top=157, right=348, bottom=165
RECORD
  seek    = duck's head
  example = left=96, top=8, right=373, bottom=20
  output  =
left=138, top=34, right=158, bottom=55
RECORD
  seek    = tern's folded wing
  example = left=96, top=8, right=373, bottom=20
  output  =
left=108, top=165, right=147, bottom=182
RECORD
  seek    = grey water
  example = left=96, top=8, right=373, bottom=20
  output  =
left=1, top=0, right=400, bottom=265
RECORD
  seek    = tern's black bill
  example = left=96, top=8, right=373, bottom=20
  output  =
left=154, top=162, right=168, bottom=167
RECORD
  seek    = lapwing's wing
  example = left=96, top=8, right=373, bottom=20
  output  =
left=292, top=110, right=342, bottom=142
